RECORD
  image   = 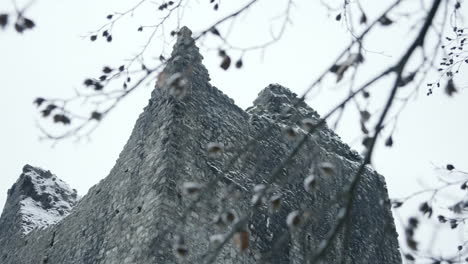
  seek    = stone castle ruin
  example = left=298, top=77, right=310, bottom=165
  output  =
left=0, top=27, right=401, bottom=263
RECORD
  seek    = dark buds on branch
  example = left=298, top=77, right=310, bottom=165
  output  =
left=35, top=101, right=71, bottom=125
left=360, top=13, right=367, bottom=24
left=0, top=14, right=8, bottom=29
left=90, top=111, right=102, bottom=121
left=235, top=59, right=243, bottom=69
left=405, top=217, right=419, bottom=250
left=362, top=90, right=370, bottom=98
left=446, top=164, right=455, bottom=171
left=378, top=15, right=393, bottom=26
left=360, top=110, right=371, bottom=134
left=219, top=50, right=231, bottom=70
left=83, top=78, right=104, bottom=91
left=23, top=17, right=36, bottom=29
left=335, top=13, right=342, bottom=21
left=210, top=27, right=221, bottom=36
left=445, top=79, right=457, bottom=96
left=404, top=254, right=415, bottom=261
left=53, top=114, right=71, bottom=125
left=41, top=104, right=57, bottom=117
left=33, top=97, right=46, bottom=107
left=158, top=1, right=174, bottom=11
left=385, top=136, right=393, bottom=147
left=419, top=202, right=433, bottom=218
left=102, top=66, right=113, bottom=74
left=360, top=110, right=371, bottom=123
left=460, top=181, right=467, bottom=190
left=14, top=16, right=35, bottom=33
left=438, top=215, right=447, bottom=223
left=23, top=18, right=35, bottom=29
left=0, top=13, right=35, bottom=32
left=450, top=219, right=458, bottom=229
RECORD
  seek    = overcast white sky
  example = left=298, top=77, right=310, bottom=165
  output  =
left=1, top=0, right=467, bottom=259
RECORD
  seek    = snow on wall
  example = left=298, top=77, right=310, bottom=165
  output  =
left=18, top=166, right=78, bottom=234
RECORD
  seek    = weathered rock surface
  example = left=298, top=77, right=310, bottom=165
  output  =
left=0, top=165, right=78, bottom=237
left=0, top=26, right=401, bottom=263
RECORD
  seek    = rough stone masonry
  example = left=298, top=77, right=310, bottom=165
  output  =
left=0, top=27, right=402, bottom=263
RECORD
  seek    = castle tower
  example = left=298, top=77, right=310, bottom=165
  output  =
left=0, top=27, right=401, bottom=264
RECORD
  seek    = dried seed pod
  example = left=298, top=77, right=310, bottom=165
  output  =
left=207, top=142, right=224, bottom=157
left=253, top=184, right=266, bottom=193
left=165, top=72, right=188, bottom=99
left=301, top=118, right=316, bottom=132
left=209, top=234, right=224, bottom=247
left=392, top=200, right=403, bottom=208
left=284, top=127, right=298, bottom=140
left=220, top=55, right=231, bottom=70
left=318, top=162, right=335, bottom=176
left=286, top=211, right=301, bottom=229
left=269, top=194, right=282, bottom=211
left=156, top=72, right=167, bottom=88
left=406, top=238, right=418, bottom=251
left=337, top=208, right=346, bottom=219
left=173, top=244, right=188, bottom=258
left=169, top=84, right=187, bottom=99
left=173, top=235, right=188, bottom=258
left=164, top=72, right=181, bottom=85
left=222, top=210, right=237, bottom=224
left=233, top=230, right=250, bottom=252
left=302, top=210, right=312, bottom=220
left=303, top=175, right=317, bottom=192
left=251, top=194, right=262, bottom=207
left=182, top=182, right=204, bottom=195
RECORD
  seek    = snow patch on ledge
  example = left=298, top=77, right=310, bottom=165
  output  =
left=18, top=165, right=79, bottom=234
left=20, top=197, right=67, bottom=234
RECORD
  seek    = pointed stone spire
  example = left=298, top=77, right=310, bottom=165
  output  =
left=170, top=26, right=206, bottom=70
left=154, top=26, right=210, bottom=100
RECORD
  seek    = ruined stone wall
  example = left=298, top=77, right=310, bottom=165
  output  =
left=0, top=27, right=401, bottom=264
